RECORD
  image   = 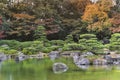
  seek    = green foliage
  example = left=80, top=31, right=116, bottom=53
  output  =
left=80, top=34, right=96, bottom=39
left=110, top=33, right=120, bottom=42
left=79, top=34, right=104, bottom=54
left=41, top=47, right=52, bottom=53
left=49, top=40, right=65, bottom=46
left=22, top=47, right=37, bottom=55
left=109, top=33, right=120, bottom=51
left=65, top=35, right=74, bottom=43
left=4, top=49, right=17, bottom=54
left=0, top=40, right=20, bottom=50
left=34, top=26, right=46, bottom=40
left=63, top=43, right=86, bottom=51
left=20, top=41, right=33, bottom=49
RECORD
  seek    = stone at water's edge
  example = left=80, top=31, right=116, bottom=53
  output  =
left=53, top=63, right=68, bottom=73
left=81, top=52, right=94, bottom=57
left=93, top=59, right=107, bottom=65
left=15, top=52, right=27, bottom=62
left=49, top=51, right=60, bottom=60
left=0, top=52, right=7, bottom=61
left=77, top=58, right=90, bottom=65
left=77, top=65, right=89, bottom=70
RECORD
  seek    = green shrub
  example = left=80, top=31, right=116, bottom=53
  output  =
left=49, top=40, right=65, bottom=46
left=41, top=47, right=52, bottom=53
left=0, top=40, right=20, bottom=49
left=63, top=43, right=86, bottom=51
left=20, top=41, right=33, bottom=49
left=110, top=33, right=120, bottom=42
left=22, top=47, right=37, bottom=55
left=65, top=35, right=74, bottom=43
left=109, top=33, right=120, bottom=51
left=4, top=49, right=17, bottom=54
left=34, top=26, right=46, bottom=40
left=80, top=34, right=96, bottom=39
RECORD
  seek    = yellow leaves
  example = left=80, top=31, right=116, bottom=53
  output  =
left=97, top=0, right=114, bottom=12
left=81, top=0, right=113, bottom=31
left=82, top=4, right=99, bottom=22
left=12, top=13, right=35, bottom=20
left=87, top=20, right=111, bottom=31
left=82, top=4, right=108, bottom=23
left=97, top=12, right=108, bottom=20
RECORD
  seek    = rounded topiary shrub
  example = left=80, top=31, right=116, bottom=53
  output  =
left=79, top=34, right=104, bottom=54
left=80, top=34, right=96, bottom=39
left=109, top=33, right=120, bottom=51
left=63, top=43, right=86, bottom=51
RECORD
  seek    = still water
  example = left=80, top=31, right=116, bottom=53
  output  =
left=0, top=59, right=120, bottom=80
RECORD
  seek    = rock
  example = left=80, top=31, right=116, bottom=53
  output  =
left=53, top=63, right=68, bottom=73
left=0, top=52, right=7, bottom=61
left=73, top=54, right=80, bottom=64
left=81, top=52, right=94, bottom=58
left=104, top=52, right=120, bottom=64
left=15, top=52, right=26, bottom=62
left=49, top=51, right=59, bottom=60
left=104, top=55, right=111, bottom=60
left=61, top=51, right=81, bottom=57
left=72, top=53, right=90, bottom=65
left=103, top=48, right=110, bottom=54
left=93, top=59, right=107, bottom=65
left=77, top=58, right=90, bottom=65
left=86, top=52, right=94, bottom=56
left=1, top=44, right=9, bottom=49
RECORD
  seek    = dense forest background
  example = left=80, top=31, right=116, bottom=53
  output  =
left=0, top=0, right=120, bottom=41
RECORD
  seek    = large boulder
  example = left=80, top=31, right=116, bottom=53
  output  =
left=49, top=51, right=60, bottom=60
left=0, top=52, right=7, bottom=61
left=77, top=58, right=90, bottom=65
left=53, top=63, right=68, bottom=73
left=15, top=52, right=27, bottom=62
left=80, top=52, right=94, bottom=58
left=72, top=53, right=90, bottom=65
left=103, top=52, right=120, bottom=64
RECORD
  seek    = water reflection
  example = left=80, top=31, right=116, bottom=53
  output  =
left=77, top=65, right=89, bottom=70
left=0, top=59, right=120, bottom=80
left=77, top=64, right=120, bottom=71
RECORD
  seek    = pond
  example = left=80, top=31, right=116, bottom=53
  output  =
left=0, top=59, right=120, bottom=80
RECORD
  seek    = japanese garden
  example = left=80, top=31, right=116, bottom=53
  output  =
left=0, top=0, right=120, bottom=80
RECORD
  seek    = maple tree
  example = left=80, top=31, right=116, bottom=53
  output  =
left=82, top=0, right=113, bottom=32
left=0, top=31, right=5, bottom=39
left=97, top=0, right=113, bottom=12
left=110, top=13, right=120, bottom=33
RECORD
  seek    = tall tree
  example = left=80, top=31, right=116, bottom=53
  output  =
left=82, top=0, right=113, bottom=31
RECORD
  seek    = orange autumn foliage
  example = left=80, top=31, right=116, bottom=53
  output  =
left=97, top=0, right=114, bottom=12
left=12, top=13, right=35, bottom=20
left=110, top=13, right=120, bottom=33
left=82, top=4, right=108, bottom=23
left=82, top=0, right=114, bottom=31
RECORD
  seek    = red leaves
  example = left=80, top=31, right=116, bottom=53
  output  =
left=110, top=13, right=120, bottom=33
left=0, top=31, right=5, bottom=39
left=110, top=27, right=120, bottom=33
left=0, top=17, right=2, bottom=25
left=35, top=18, right=60, bottom=35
